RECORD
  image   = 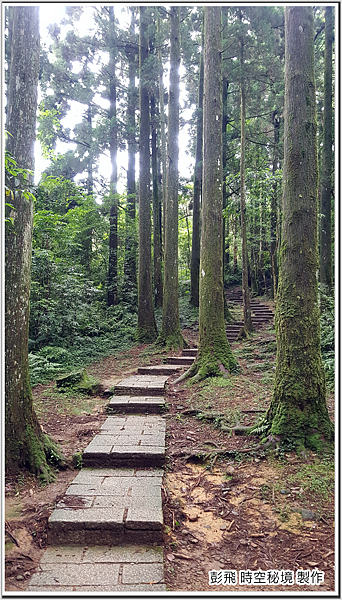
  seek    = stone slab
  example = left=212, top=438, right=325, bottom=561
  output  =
left=27, top=544, right=165, bottom=592
left=114, top=374, right=169, bottom=396
left=82, top=415, right=166, bottom=468
left=138, top=364, right=184, bottom=375
left=182, top=348, right=198, bottom=356
left=47, top=469, right=164, bottom=545
left=166, top=356, right=194, bottom=365
left=106, top=395, right=165, bottom=414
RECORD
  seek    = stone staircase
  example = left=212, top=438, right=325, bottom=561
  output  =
left=27, top=348, right=196, bottom=593
left=226, top=287, right=274, bottom=343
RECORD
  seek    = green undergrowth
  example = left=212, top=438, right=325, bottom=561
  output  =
left=33, top=386, right=103, bottom=419
left=286, top=459, right=334, bottom=500
left=29, top=315, right=137, bottom=386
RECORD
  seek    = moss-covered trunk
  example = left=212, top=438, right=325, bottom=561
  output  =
left=267, top=7, right=333, bottom=451
left=136, top=7, right=157, bottom=342
left=319, top=6, right=334, bottom=292
left=5, top=7, right=61, bottom=481
left=185, top=7, right=236, bottom=382
left=270, top=111, right=280, bottom=299
left=159, top=7, right=184, bottom=349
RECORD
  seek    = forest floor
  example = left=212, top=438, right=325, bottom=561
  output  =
left=4, top=315, right=335, bottom=593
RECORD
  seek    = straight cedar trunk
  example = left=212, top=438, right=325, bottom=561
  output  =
left=239, top=34, right=253, bottom=333
left=107, top=6, right=118, bottom=307
left=159, top=6, right=184, bottom=349
left=270, top=111, right=281, bottom=299
left=5, top=7, right=61, bottom=480
left=178, top=7, right=236, bottom=382
left=267, top=6, right=333, bottom=451
left=157, top=12, right=167, bottom=246
left=319, top=6, right=333, bottom=291
left=189, top=27, right=204, bottom=308
left=151, top=93, right=163, bottom=308
left=136, top=6, right=157, bottom=342
left=123, top=8, right=137, bottom=298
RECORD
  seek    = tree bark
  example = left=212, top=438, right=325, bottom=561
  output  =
left=270, top=111, right=280, bottom=299
left=267, top=6, right=333, bottom=450
left=6, top=7, right=62, bottom=480
left=189, top=27, right=204, bottom=308
left=178, top=7, right=237, bottom=382
left=107, top=6, right=118, bottom=307
left=239, top=32, right=253, bottom=332
left=157, top=12, right=167, bottom=248
left=159, top=6, right=184, bottom=349
left=319, top=6, right=333, bottom=292
left=151, top=93, right=163, bottom=308
left=123, top=8, right=137, bottom=299
left=136, top=6, right=157, bottom=342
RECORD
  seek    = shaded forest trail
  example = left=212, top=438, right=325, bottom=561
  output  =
left=5, top=291, right=334, bottom=593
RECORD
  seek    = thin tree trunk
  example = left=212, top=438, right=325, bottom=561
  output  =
left=189, top=26, right=204, bottom=308
left=259, top=180, right=267, bottom=296
left=123, top=8, right=137, bottom=298
left=107, top=6, right=118, bottom=307
left=151, top=93, right=163, bottom=308
left=319, top=5, right=333, bottom=292
left=239, top=34, right=253, bottom=332
left=270, top=111, right=280, bottom=299
left=136, top=6, right=157, bottom=342
left=233, top=211, right=238, bottom=275
left=159, top=6, right=184, bottom=349
left=267, top=6, right=333, bottom=449
left=157, top=12, right=167, bottom=249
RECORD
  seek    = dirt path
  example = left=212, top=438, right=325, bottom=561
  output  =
left=5, top=322, right=335, bottom=592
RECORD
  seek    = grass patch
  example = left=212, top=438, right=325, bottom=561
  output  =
left=287, top=460, right=334, bottom=500
left=33, top=386, right=102, bottom=418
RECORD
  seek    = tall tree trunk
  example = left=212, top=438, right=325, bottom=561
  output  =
left=159, top=6, right=184, bottom=349
left=259, top=180, right=267, bottom=296
left=233, top=210, right=238, bottom=274
left=5, top=7, right=62, bottom=480
left=136, top=6, right=157, bottom=342
left=239, top=33, right=253, bottom=332
left=250, top=192, right=259, bottom=295
left=176, top=7, right=236, bottom=383
left=267, top=6, right=333, bottom=450
left=319, top=5, right=333, bottom=292
left=83, top=104, right=93, bottom=277
left=107, top=6, right=118, bottom=307
left=123, top=8, right=137, bottom=299
left=189, top=27, right=204, bottom=308
left=157, top=12, right=167, bottom=248
left=151, top=93, right=163, bottom=308
left=270, top=111, right=280, bottom=299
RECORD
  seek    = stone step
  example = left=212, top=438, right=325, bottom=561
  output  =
left=166, top=356, right=194, bottom=365
left=252, top=317, right=273, bottom=322
left=82, top=415, right=165, bottom=469
left=47, top=468, right=164, bottom=546
left=114, top=375, right=168, bottom=396
left=182, top=348, right=198, bottom=357
left=27, top=544, right=166, bottom=592
left=137, top=364, right=184, bottom=376
left=106, top=396, right=165, bottom=415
